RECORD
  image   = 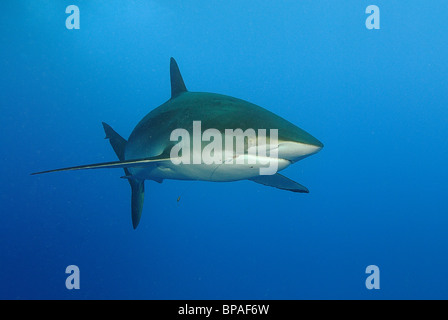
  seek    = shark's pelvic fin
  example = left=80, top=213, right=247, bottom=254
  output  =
left=250, top=173, right=309, bottom=193
left=170, top=57, right=187, bottom=98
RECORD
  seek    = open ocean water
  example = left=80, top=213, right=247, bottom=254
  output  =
left=1, top=1, right=447, bottom=300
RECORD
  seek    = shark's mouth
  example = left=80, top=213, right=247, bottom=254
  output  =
left=207, top=155, right=292, bottom=181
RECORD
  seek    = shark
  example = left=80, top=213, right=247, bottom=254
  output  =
left=32, top=58, right=323, bottom=229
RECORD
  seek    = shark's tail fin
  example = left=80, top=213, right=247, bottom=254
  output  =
left=129, top=178, right=144, bottom=229
left=102, top=122, right=145, bottom=229
left=102, top=122, right=127, bottom=162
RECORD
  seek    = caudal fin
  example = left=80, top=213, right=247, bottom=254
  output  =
left=102, top=122, right=131, bottom=177
left=130, top=178, right=145, bottom=229
left=102, top=122, right=127, bottom=162
left=102, top=122, right=145, bottom=229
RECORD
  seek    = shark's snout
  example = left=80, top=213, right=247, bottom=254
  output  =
left=277, top=140, right=323, bottom=162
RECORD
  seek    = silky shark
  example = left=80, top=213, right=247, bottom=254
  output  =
left=33, top=58, right=323, bottom=229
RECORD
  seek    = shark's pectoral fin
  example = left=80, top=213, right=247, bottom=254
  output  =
left=250, top=173, right=309, bottom=193
left=130, top=178, right=145, bottom=229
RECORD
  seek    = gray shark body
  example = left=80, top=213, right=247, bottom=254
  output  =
left=34, top=58, right=323, bottom=228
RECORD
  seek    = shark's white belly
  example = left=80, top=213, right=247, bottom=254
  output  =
left=127, top=141, right=323, bottom=182
left=130, top=155, right=291, bottom=182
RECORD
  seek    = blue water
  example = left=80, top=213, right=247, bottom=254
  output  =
left=1, top=1, right=447, bottom=299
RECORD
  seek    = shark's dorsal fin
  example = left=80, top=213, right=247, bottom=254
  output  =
left=170, top=57, right=187, bottom=98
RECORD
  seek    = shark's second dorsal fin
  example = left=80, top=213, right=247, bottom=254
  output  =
left=170, top=57, right=187, bottom=99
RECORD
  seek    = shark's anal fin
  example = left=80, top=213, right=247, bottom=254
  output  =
left=250, top=173, right=309, bottom=193
left=130, top=178, right=145, bottom=229
left=170, top=57, right=187, bottom=98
